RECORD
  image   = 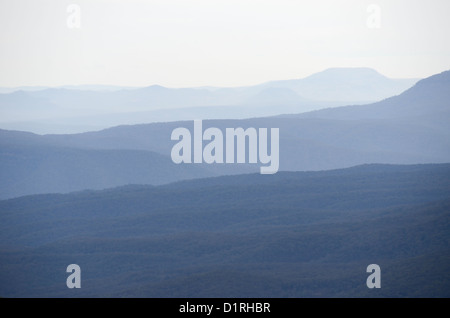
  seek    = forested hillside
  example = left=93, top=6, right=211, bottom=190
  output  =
left=0, top=164, right=449, bottom=297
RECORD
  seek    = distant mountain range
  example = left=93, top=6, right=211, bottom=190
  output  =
left=1, top=163, right=449, bottom=297
left=290, top=69, right=450, bottom=120
left=0, top=68, right=418, bottom=134
left=259, top=67, right=418, bottom=102
left=0, top=68, right=449, bottom=298
left=0, top=69, right=448, bottom=199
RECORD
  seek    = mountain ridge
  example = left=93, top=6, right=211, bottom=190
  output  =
left=0, top=69, right=448, bottom=199
left=0, top=67, right=419, bottom=134
left=289, top=69, right=450, bottom=120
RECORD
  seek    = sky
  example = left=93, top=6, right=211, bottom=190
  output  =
left=0, top=0, right=449, bottom=88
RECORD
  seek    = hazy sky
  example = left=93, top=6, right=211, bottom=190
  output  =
left=1, top=0, right=449, bottom=87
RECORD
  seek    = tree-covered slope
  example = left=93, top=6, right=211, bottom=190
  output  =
left=0, top=164, right=449, bottom=297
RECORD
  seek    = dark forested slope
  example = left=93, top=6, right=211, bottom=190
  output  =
left=0, top=164, right=449, bottom=297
